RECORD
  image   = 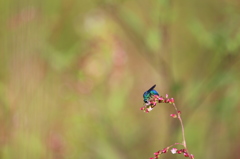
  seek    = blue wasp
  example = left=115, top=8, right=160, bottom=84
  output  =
left=143, top=84, right=159, bottom=103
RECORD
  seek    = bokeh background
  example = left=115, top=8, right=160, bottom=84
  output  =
left=0, top=0, right=240, bottom=159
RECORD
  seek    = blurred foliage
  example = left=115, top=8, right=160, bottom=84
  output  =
left=0, top=0, right=240, bottom=159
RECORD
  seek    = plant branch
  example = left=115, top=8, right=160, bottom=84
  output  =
left=172, top=103, right=191, bottom=159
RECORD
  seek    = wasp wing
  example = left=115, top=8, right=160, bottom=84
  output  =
left=147, top=84, right=156, bottom=92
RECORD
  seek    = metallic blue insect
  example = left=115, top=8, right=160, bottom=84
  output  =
left=143, top=84, right=159, bottom=103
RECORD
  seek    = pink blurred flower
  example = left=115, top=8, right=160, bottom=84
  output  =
left=171, top=148, right=178, bottom=154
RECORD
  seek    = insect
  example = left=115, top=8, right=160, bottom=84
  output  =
left=143, top=84, right=159, bottom=103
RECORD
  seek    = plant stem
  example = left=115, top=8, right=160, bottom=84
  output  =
left=172, top=103, right=191, bottom=159
left=166, top=142, right=182, bottom=149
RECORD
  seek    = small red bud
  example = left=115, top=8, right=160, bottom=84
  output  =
left=170, top=114, right=177, bottom=118
left=181, top=149, right=187, bottom=153
left=161, top=148, right=167, bottom=153
left=184, top=152, right=189, bottom=157
left=190, top=154, right=194, bottom=159
left=177, top=150, right=182, bottom=154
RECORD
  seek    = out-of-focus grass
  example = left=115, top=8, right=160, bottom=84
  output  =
left=0, top=0, right=240, bottom=159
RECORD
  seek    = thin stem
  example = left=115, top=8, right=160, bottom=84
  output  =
left=172, top=103, right=191, bottom=159
left=166, top=142, right=183, bottom=149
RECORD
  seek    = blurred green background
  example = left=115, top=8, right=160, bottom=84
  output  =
left=0, top=0, right=240, bottom=159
